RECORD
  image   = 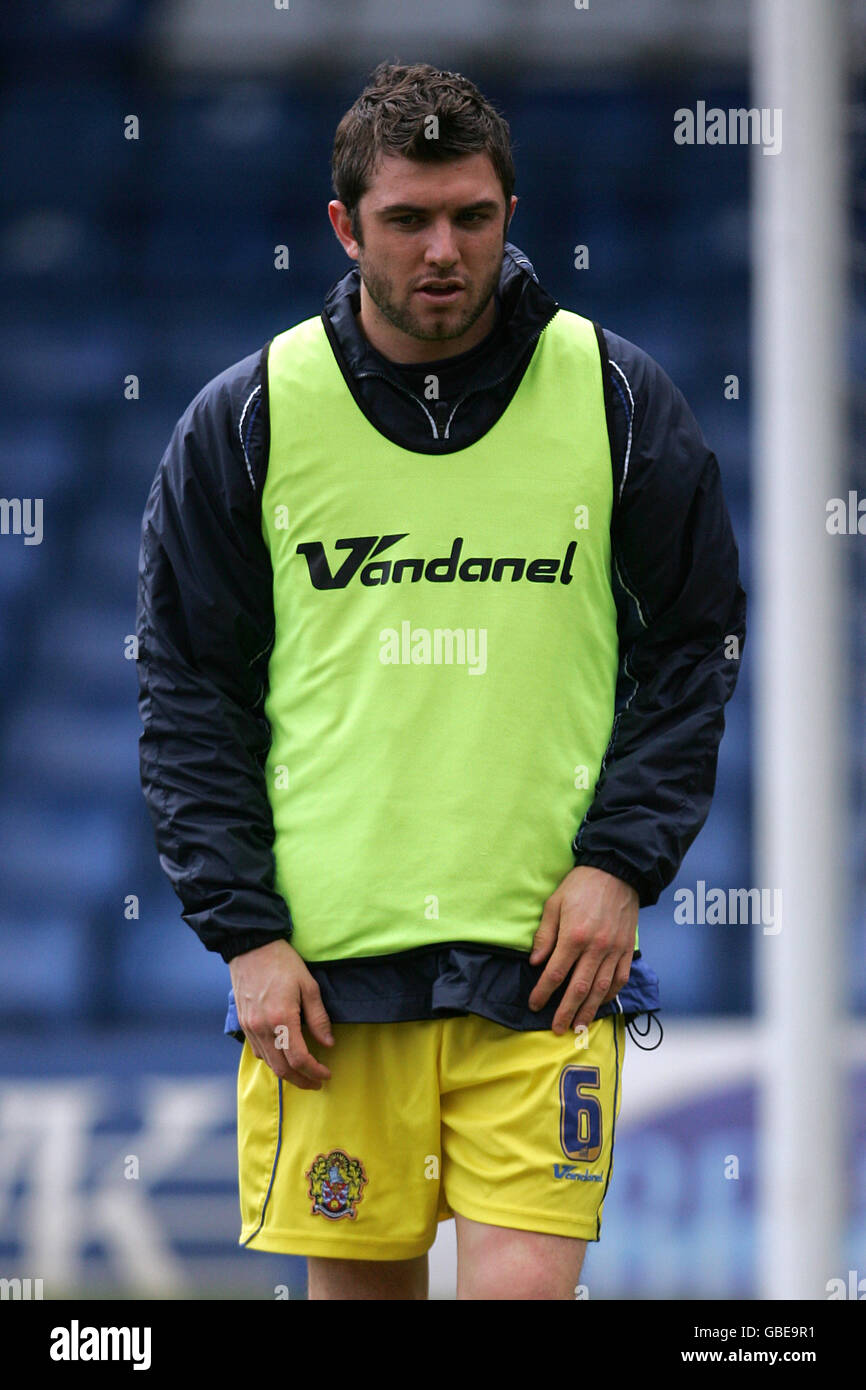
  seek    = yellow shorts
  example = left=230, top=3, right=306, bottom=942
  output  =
left=237, top=1011, right=626, bottom=1261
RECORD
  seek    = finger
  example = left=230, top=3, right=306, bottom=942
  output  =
left=555, top=952, right=622, bottom=1035
left=267, top=1041, right=328, bottom=1085
left=252, top=1031, right=321, bottom=1089
left=600, top=954, right=633, bottom=1005
left=243, top=1028, right=271, bottom=1066
left=528, top=893, right=560, bottom=965
left=279, top=1013, right=332, bottom=1084
left=528, top=939, right=579, bottom=1011
left=550, top=947, right=612, bottom=1033
left=279, top=1065, right=321, bottom=1091
left=300, top=978, right=335, bottom=1047
left=240, top=1023, right=317, bottom=1085
left=253, top=1011, right=332, bottom=1083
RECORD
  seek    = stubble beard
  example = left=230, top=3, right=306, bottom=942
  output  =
left=357, top=245, right=504, bottom=344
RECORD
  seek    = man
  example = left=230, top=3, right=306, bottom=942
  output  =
left=137, top=62, right=746, bottom=1301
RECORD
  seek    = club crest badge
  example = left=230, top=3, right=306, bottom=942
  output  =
left=306, top=1149, right=368, bottom=1220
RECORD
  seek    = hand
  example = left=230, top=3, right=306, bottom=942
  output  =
left=229, top=938, right=334, bottom=1090
left=527, top=865, right=638, bottom=1035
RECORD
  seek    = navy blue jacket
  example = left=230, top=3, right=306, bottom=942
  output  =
left=136, top=244, right=746, bottom=1040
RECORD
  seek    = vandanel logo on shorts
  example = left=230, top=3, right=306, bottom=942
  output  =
left=296, top=534, right=578, bottom=589
left=306, top=1149, right=368, bottom=1220
left=552, top=1163, right=603, bottom=1183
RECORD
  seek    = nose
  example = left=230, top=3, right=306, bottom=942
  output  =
left=424, top=216, right=460, bottom=268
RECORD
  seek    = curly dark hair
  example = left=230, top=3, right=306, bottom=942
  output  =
left=331, top=61, right=515, bottom=241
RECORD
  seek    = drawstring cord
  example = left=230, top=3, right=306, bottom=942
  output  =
left=625, top=1009, right=664, bottom=1051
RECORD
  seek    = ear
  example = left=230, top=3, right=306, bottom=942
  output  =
left=328, top=201, right=360, bottom=261
left=506, top=194, right=518, bottom=231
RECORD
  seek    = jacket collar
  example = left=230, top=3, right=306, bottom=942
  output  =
left=322, top=241, right=559, bottom=393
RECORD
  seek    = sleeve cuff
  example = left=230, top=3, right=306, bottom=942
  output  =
left=571, top=852, right=659, bottom=908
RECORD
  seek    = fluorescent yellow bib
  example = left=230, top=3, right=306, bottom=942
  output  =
left=262, top=308, right=620, bottom=961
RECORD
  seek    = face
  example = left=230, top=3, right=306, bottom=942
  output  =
left=329, top=151, right=517, bottom=362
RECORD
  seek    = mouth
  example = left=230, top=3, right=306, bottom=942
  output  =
left=415, top=282, right=465, bottom=304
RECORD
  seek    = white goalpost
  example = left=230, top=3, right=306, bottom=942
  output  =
left=752, top=0, right=847, bottom=1300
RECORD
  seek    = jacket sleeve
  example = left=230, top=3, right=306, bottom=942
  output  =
left=136, top=345, right=294, bottom=962
left=572, top=329, right=747, bottom=907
